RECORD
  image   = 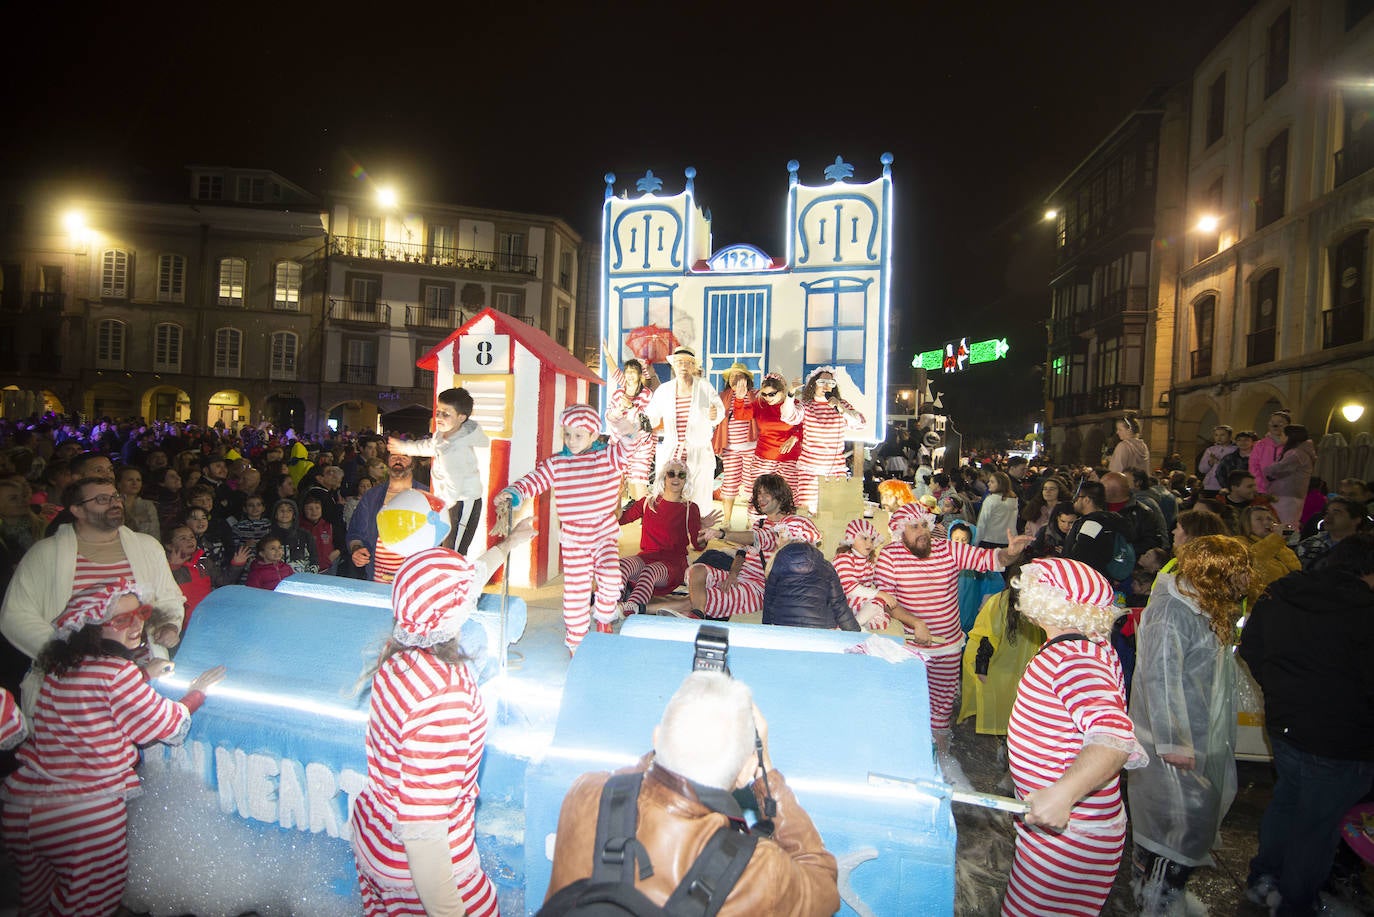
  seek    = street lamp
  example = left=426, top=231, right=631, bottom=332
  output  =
left=1196, top=214, right=1220, bottom=233
left=1043, top=209, right=1058, bottom=221
left=376, top=187, right=398, bottom=209
left=1342, top=402, right=1365, bottom=423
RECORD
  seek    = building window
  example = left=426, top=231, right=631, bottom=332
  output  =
left=557, top=302, right=571, bottom=346
left=270, top=331, right=298, bottom=381
left=1327, top=230, right=1369, bottom=348
left=274, top=261, right=301, bottom=310
left=1121, top=150, right=1136, bottom=198
left=196, top=175, right=223, bottom=201
left=615, top=282, right=676, bottom=363
left=420, top=281, right=455, bottom=324
left=236, top=176, right=265, bottom=203
left=1257, top=130, right=1289, bottom=229
left=1248, top=268, right=1279, bottom=366
left=101, top=249, right=130, bottom=299
left=158, top=254, right=186, bottom=303
left=427, top=225, right=455, bottom=259
left=343, top=338, right=377, bottom=385
left=800, top=277, right=868, bottom=380
left=153, top=323, right=183, bottom=372
left=214, top=327, right=243, bottom=377
left=1205, top=74, right=1226, bottom=147
left=353, top=215, right=382, bottom=243
left=497, top=232, right=525, bottom=272
left=96, top=319, right=125, bottom=368
left=1265, top=9, right=1291, bottom=98
left=1191, top=295, right=1216, bottom=377
left=493, top=290, right=524, bottom=317
left=559, top=250, right=573, bottom=289
left=1336, top=91, right=1374, bottom=186
left=218, top=257, right=247, bottom=306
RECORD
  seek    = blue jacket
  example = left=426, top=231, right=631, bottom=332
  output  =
left=762, top=543, right=859, bottom=631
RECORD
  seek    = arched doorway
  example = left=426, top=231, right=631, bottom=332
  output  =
left=326, top=400, right=379, bottom=435
left=142, top=385, right=191, bottom=423
left=86, top=381, right=136, bottom=420
left=1, top=385, right=62, bottom=419
left=207, top=390, right=250, bottom=431
left=265, top=395, right=307, bottom=433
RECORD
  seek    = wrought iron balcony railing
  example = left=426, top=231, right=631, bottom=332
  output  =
left=1190, top=347, right=1213, bottom=378
left=328, top=298, right=391, bottom=325
left=1335, top=141, right=1374, bottom=188
left=1247, top=327, right=1277, bottom=366
left=1324, top=303, right=1365, bottom=349
left=405, top=305, right=463, bottom=330
left=329, top=235, right=537, bottom=275
left=340, top=362, right=377, bottom=385
left=29, top=292, right=65, bottom=311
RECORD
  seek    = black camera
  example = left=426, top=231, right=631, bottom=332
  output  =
left=691, top=624, right=730, bottom=676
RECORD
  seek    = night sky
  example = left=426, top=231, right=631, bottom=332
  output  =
left=6, top=1, right=1253, bottom=442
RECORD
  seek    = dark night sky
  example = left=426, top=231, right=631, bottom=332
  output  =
left=5, top=1, right=1253, bottom=441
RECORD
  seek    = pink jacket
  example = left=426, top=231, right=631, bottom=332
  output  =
left=245, top=560, right=293, bottom=591
left=1263, top=440, right=1316, bottom=501
left=1249, top=436, right=1284, bottom=494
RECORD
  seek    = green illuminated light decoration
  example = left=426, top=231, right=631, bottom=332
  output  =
left=913, top=337, right=1010, bottom=373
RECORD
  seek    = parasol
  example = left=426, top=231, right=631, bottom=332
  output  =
left=623, top=324, right=679, bottom=365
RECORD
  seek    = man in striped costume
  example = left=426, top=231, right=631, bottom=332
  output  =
left=496, top=404, right=647, bottom=652
left=0, top=476, right=184, bottom=714
left=874, top=501, right=1031, bottom=735
left=1002, top=558, right=1146, bottom=917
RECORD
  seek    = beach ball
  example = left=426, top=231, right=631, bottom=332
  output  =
left=376, top=489, right=451, bottom=557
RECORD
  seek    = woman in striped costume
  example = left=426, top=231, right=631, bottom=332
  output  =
left=1, top=581, right=223, bottom=917
left=617, top=458, right=719, bottom=617
left=750, top=372, right=803, bottom=503
left=1002, top=558, right=1146, bottom=917
left=351, top=525, right=532, bottom=917
left=711, top=362, right=760, bottom=529
left=792, top=367, right=865, bottom=514
left=601, top=339, right=655, bottom=499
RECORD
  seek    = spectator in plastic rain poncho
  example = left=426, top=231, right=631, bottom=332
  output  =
left=350, top=521, right=532, bottom=917
left=1002, top=557, right=1147, bottom=917
left=1127, top=535, right=1250, bottom=915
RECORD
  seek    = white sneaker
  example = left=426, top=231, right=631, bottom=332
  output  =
left=1245, top=875, right=1279, bottom=910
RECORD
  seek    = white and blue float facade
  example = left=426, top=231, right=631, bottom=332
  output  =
left=600, top=155, right=896, bottom=444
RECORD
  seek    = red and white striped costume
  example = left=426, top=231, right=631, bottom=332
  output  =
left=874, top=538, right=1000, bottom=729
left=350, top=650, right=496, bottom=917
left=1003, top=638, right=1141, bottom=916
left=507, top=431, right=637, bottom=651
left=607, top=367, right=654, bottom=486
left=696, top=515, right=821, bottom=618
left=618, top=497, right=704, bottom=608
left=715, top=391, right=758, bottom=501
left=2, top=656, right=192, bottom=917
left=794, top=396, right=865, bottom=513
left=831, top=550, right=890, bottom=630
left=0, top=688, right=24, bottom=749
left=72, top=557, right=133, bottom=596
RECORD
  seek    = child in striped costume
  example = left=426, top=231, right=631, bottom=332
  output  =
left=351, top=527, right=531, bottom=917
left=1, top=581, right=224, bottom=917
left=601, top=340, right=655, bottom=500
left=1002, top=558, right=1146, bottom=917
left=793, top=367, right=865, bottom=514
left=496, top=405, right=646, bottom=652
left=832, top=518, right=898, bottom=630
left=659, top=474, right=820, bottom=619
left=874, top=502, right=1033, bottom=737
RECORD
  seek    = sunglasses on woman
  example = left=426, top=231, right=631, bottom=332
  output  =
left=108, top=604, right=154, bottom=631
left=665, top=470, right=688, bottom=479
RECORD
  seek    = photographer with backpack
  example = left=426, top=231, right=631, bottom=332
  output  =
left=540, top=670, right=840, bottom=916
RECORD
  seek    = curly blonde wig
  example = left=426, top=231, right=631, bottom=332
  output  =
left=1173, top=535, right=1251, bottom=645
left=1012, top=565, right=1120, bottom=639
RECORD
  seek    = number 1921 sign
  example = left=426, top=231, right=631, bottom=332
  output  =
left=457, top=335, right=511, bottom=374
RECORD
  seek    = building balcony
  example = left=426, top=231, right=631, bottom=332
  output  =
left=1053, top=393, right=1093, bottom=419
left=1255, top=195, right=1284, bottom=230
left=26, top=353, right=61, bottom=373
left=29, top=292, right=65, bottom=312
left=1247, top=327, right=1276, bottom=366
left=415, top=368, right=435, bottom=391
left=328, top=235, right=537, bottom=276
left=341, top=363, right=377, bottom=385
left=405, top=305, right=464, bottom=330
left=1093, top=384, right=1141, bottom=413
left=1190, top=347, right=1213, bottom=378
left=1335, top=141, right=1374, bottom=188
left=1324, top=303, right=1365, bottom=349
left=328, top=298, right=391, bottom=325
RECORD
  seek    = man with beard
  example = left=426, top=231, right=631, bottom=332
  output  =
left=345, top=451, right=439, bottom=583
left=874, top=501, right=1032, bottom=744
left=0, top=476, right=184, bottom=712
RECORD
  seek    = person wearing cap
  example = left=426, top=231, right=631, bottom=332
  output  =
left=875, top=501, right=1033, bottom=740
left=2, top=475, right=186, bottom=714
left=643, top=346, right=724, bottom=513
left=659, top=474, right=821, bottom=619
left=792, top=367, right=865, bottom=515
left=712, top=362, right=760, bottom=528
left=601, top=339, right=657, bottom=501
left=494, top=405, right=648, bottom=652
left=1, top=580, right=224, bottom=917
left=350, top=524, right=533, bottom=917
left=832, top=518, right=899, bottom=630
left=1002, top=558, right=1146, bottom=916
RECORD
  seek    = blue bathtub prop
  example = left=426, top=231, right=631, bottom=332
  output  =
left=136, top=581, right=955, bottom=915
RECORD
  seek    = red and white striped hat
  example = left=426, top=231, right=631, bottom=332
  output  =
left=842, top=518, right=879, bottom=544
left=772, top=515, right=822, bottom=545
left=888, top=500, right=933, bottom=533
left=1021, top=557, right=1115, bottom=609
left=54, top=579, right=145, bottom=639
left=390, top=547, right=482, bottom=647
left=560, top=404, right=602, bottom=434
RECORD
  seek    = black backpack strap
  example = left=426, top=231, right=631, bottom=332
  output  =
left=590, top=773, right=654, bottom=886
left=662, top=825, right=758, bottom=917
left=1037, top=631, right=1088, bottom=655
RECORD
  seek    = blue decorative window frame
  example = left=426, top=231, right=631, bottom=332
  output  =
left=799, top=276, right=872, bottom=394
left=615, top=281, right=679, bottom=382
left=704, top=286, right=770, bottom=391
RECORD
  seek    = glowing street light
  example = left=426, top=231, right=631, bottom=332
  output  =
left=63, top=210, right=86, bottom=234
left=1342, top=402, right=1365, bottom=423
left=376, top=187, right=398, bottom=208
left=1196, top=214, right=1220, bottom=233
left=1043, top=209, right=1058, bottom=221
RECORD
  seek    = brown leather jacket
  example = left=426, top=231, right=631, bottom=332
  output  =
left=545, top=758, right=840, bottom=917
